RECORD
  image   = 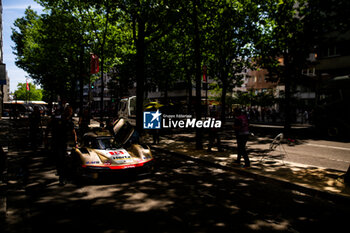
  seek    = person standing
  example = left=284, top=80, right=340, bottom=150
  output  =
left=50, top=106, right=77, bottom=185
left=234, top=108, right=250, bottom=168
left=302, top=110, right=309, bottom=124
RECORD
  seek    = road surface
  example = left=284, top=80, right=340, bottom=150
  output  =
left=4, top=150, right=350, bottom=233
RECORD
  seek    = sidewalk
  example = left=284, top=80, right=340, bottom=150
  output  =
left=0, top=119, right=10, bottom=221
left=88, top=117, right=350, bottom=200
left=0, top=118, right=32, bottom=231
left=145, top=132, right=350, bottom=202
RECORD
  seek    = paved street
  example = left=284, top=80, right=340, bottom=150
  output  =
left=245, top=133, right=350, bottom=172
left=3, top=150, right=350, bottom=233
left=250, top=123, right=350, bottom=171
left=158, top=124, right=350, bottom=172
left=274, top=139, right=350, bottom=171
left=1, top=118, right=350, bottom=233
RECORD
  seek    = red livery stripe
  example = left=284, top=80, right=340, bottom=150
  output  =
left=81, top=159, right=153, bottom=170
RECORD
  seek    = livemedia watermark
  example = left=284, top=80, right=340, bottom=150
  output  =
left=143, top=110, right=221, bottom=129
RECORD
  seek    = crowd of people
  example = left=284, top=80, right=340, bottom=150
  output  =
left=235, top=107, right=313, bottom=125
left=246, top=107, right=280, bottom=123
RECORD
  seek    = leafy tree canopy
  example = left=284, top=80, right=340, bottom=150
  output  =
left=14, top=82, right=43, bottom=101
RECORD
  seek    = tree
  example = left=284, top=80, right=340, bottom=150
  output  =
left=253, top=0, right=318, bottom=133
left=204, top=0, right=259, bottom=123
left=191, top=0, right=204, bottom=149
left=14, top=82, right=43, bottom=101
left=113, top=0, right=183, bottom=133
left=11, top=7, right=90, bottom=106
left=39, top=0, right=184, bottom=131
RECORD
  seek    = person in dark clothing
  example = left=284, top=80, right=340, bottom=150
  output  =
left=234, top=108, right=250, bottom=168
left=207, top=107, right=222, bottom=152
left=152, top=129, right=160, bottom=145
left=48, top=106, right=77, bottom=185
left=29, top=106, right=42, bottom=151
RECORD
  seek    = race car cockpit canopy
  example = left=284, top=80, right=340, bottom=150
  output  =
left=112, top=118, right=135, bottom=146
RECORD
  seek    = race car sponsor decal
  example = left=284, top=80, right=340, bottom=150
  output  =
left=108, top=150, right=125, bottom=155
left=107, top=149, right=132, bottom=163
left=86, top=161, right=100, bottom=164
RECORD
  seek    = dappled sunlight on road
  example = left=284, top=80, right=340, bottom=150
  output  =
left=2, top=120, right=350, bottom=232
left=147, top=133, right=350, bottom=198
left=251, top=158, right=349, bottom=195
left=247, top=219, right=290, bottom=231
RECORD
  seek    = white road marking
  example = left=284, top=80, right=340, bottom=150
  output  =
left=306, top=143, right=350, bottom=151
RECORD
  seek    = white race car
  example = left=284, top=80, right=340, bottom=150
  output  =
left=70, top=118, right=154, bottom=179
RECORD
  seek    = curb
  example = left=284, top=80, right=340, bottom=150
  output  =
left=152, top=146, right=350, bottom=204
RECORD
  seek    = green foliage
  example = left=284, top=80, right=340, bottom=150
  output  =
left=12, top=1, right=259, bottom=106
left=11, top=7, right=89, bottom=102
left=12, top=0, right=348, bottom=130
left=14, top=83, right=43, bottom=101
left=233, top=91, right=252, bottom=106
left=232, top=90, right=275, bottom=107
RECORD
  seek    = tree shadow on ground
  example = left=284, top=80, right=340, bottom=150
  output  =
left=4, top=144, right=350, bottom=233
left=3, top=120, right=350, bottom=233
left=4, top=146, right=348, bottom=233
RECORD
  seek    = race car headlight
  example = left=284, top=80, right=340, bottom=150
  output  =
left=142, top=147, right=152, bottom=160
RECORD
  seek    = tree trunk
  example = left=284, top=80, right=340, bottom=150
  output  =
left=70, top=77, right=77, bottom=108
left=99, top=5, right=110, bottom=126
left=164, top=75, right=168, bottom=104
left=136, top=20, right=146, bottom=133
left=220, top=79, right=227, bottom=124
left=100, top=50, right=104, bottom=125
left=193, top=0, right=202, bottom=149
left=79, top=44, right=84, bottom=114
left=187, top=71, right=192, bottom=115
left=283, top=53, right=291, bottom=135
left=182, top=49, right=192, bottom=115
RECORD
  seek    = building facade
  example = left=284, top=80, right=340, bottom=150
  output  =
left=0, top=0, right=6, bottom=117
